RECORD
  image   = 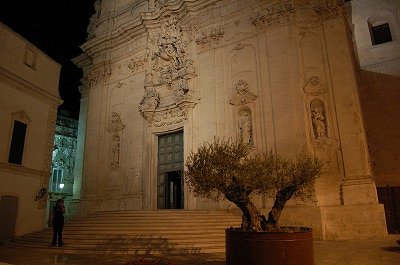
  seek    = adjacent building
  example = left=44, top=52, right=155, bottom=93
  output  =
left=345, top=0, right=400, bottom=233
left=0, top=22, right=62, bottom=240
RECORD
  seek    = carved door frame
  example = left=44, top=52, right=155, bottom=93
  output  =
left=143, top=123, right=195, bottom=210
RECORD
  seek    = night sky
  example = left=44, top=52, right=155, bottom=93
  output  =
left=0, top=0, right=97, bottom=119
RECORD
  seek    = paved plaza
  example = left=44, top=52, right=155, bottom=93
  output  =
left=0, top=235, right=399, bottom=265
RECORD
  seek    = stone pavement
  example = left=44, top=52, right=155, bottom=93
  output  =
left=0, top=235, right=399, bottom=265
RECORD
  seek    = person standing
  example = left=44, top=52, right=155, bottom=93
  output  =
left=51, top=199, right=65, bottom=247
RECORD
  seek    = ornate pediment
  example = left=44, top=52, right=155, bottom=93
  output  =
left=229, top=80, right=257, bottom=106
left=13, top=110, right=32, bottom=123
left=303, top=76, right=327, bottom=96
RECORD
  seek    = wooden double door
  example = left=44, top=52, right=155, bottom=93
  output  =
left=157, top=132, right=184, bottom=209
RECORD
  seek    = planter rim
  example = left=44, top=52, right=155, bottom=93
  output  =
left=226, top=226, right=312, bottom=234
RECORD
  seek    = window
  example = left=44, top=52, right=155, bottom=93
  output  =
left=50, top=169, right=63, bottom=193
left=8, top=120, right=27, bottom=165
left=23, top=47, right=37, bottom=70
left=371, top=23, right=392, bottom=45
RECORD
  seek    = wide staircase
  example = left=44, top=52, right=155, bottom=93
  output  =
left=6, top=210, right=241, bottom=254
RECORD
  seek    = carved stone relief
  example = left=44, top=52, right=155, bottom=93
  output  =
left=250, top=1, right=343, bottom=31
left=312, top=0, right=344, bottom=21
left=106, top=112, right=125, bottom=169
left=230, top=80, right=257, bottom=106
left=250, top=3, right=294, bottom=30
left=139, top=13, right=197, bottom=127
left=128, top=53, right=149, bottom=73
left=139, top=87, right=160, bottom=111
left=195, top=27, right=225, bottom=49
left=238, top=108, right=253, bottom=145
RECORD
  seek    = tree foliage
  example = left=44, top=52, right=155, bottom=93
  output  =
left=185, top=138, right=323, bottom=231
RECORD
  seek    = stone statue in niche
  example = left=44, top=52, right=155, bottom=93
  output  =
left=110, top=134, right=121, bottom=169
left=106, top=112, right=125, bottom=169
left=139, top=88, right=160, bottom=111
left=311, top=100, right=327, bottom=139
left=238, top=108, right=253, bottom=145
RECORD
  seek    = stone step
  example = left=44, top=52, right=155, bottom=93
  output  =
left=6, top=210, right=241, bottom=254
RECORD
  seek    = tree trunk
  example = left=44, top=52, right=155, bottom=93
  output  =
left=267, top=186, right=295, bottom=226
left=224, top=178, right=265, bottom=231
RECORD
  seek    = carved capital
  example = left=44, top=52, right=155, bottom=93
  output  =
left=89, top=63, right=112, bottom=86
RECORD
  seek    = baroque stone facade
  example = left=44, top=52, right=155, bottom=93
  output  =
left=74, top=0, right=387, bottom=240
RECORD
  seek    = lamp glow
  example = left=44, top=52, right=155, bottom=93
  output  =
left=59, top=183, right=64, bottom=189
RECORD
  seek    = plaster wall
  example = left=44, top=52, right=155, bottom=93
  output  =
left=346, top=0, right=400, bottom=186
left=0, top=22, right=61, bottom=238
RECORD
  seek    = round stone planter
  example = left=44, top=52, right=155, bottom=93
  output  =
left=225, top=228, right=314, bottom=265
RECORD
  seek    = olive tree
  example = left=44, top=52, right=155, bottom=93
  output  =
left=184, top=138, right=323, bottom=232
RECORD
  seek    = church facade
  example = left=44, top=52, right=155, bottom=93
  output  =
left=74, top=0, right=388, bottom=240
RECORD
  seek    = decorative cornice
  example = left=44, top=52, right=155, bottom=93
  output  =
left=0, top=66, right=63, bottom=108
left=0, top=162, right=51, bottom=179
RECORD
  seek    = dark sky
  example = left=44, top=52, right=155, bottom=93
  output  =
left=0, top=0, right=96, bottom=119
